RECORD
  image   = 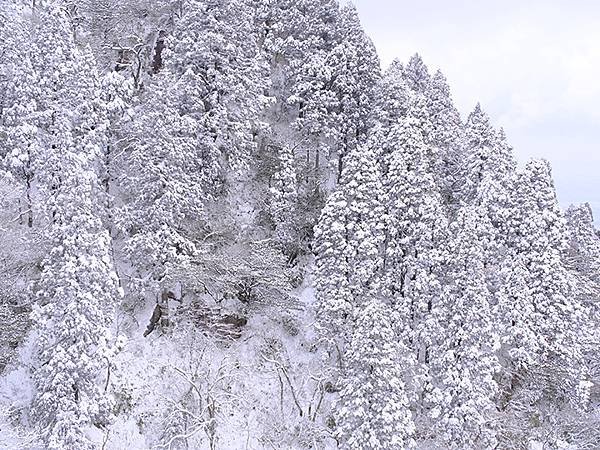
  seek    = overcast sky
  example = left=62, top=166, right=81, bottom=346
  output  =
left=350, top=0, right=600, bottom=223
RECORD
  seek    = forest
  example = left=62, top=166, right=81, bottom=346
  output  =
left=1, top=0, right=600, bottom=449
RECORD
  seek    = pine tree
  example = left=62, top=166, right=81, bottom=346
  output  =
left=375, top=59, right=410, bottom=128
left=565, top=203, right=600, bottom=279
left=429, top=206, right=500, bottom=448
left=459, top=103, right=498, bottom=203
left=465, top=123, right=518, bottom=303
left=0, top=52, right=41, bottom=228
left=369, top=96, right=450, bottom=429
left=165, top=0, right=270, bottom=173
left=500, top=159, right=590, bottom=416
left=31, top=115, right=121, bottom=450
left=425, top=70, right=463, bottom=203
left=493, top=128, right=518, bottom=183
left=99, top=69, right=134, bottom=195
left=24, top=8, right=123, bottom=445
left=314, top=141, right=385, bottom=341
left=115, top=81, right=207, bottom=293
left=335, top=298, right=415, bottom=450
left=403, top=53, right=431, bottom=94
left=330, top=4, right=380, bottom=182
left=290, top=3, right=380, bottom=184
left=313, top=190, right=353, bottom=339
left=269, top=144, right=299, bottom=252
left=380, top=98, right=447, bottom=366
left=258, top=0, right=339, bottom=62
left=30, top=1, right=79, bottom=119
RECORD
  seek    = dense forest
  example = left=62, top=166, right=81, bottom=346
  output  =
left=1, top=1, right=600, bottom=449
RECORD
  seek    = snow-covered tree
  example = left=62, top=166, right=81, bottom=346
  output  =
left=458, top=104, right=517, bottom=207
left=8, top=6, right=125, bottom=447
left=335, top=298, right=415, bottom=450
left=329, top=4, right=380, bottom=182
left=33, top=163, right=119, bottom=449
left=403, top=53, right=430, bottom=94
left=99, top=70, right=134, bottom=196
left=0, top=53, right=41, bottom=228
left=257, top=0, right=341, bottom=141
left=363, top=95, right=451, bottom=432
left=165, top=0, right=270, bottom=174
left=314, top=141, right=385, bottom=342
left=375, top=59, right=410, bottom=128
left=429, top=206, right=500, bottom=448
left=115, top=81, right=207, bottom=293
left=290, top=3, right=380, bottom=184
left=379, top=98, right=447, bottom=368
left=31, top=115, right=122, bottom=450
left=116, top=0, right=272, bottom=295
left=258, top=0, right=339, bottom=62
left=269, top=144, right=300, bottom=252
left=565, top=203, right=600, bottom=280
left=425, top=70, right=463, bottom=203
left=499, top=159, right=590, bottom=419
left=313, top=191, right=352, bottom=339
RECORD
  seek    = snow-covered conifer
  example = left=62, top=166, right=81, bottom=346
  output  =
left=375, top=59, right=411, bottom=128
left=314, top=141, right=385, bottom=340
left=335, top=298, right=415, bottom=450
left=565, top=203, right=600, bottom=279
left=31, top=115, right=121, bottom=450
left=269, top=144, right=299, bottom=252
left=425, top=70, right=463, bottom=202
left=368, top=97, right=450, bottom=427
left=500, top=160, right=590, bottom=414
left=430, top=206, right=500, bottom=448
left=165, top=0, right=270, bottom=173
left=115, top=82, right=207, bottom=292
left=291, top=4, right=380, bottom=183
left=403, top=53, right=431, bottom=94
left=313, top=190, right=352, bottom=338
left=0, top=53, right=41, bottom=228
left=380, top=99, right=447, bottom=363
left=459, top=103, right=498, bottom=203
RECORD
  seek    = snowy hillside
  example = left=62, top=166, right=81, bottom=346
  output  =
left=1, top=1, right=600, bottom=449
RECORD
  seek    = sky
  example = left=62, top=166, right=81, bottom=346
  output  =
left=350, top=0, right=600, bottom=223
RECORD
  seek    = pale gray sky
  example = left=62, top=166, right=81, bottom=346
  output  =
left=350, top=0, right=600, bottom=223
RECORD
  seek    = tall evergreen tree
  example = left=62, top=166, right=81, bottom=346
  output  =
left=165, top=0, right=270, bottom=173
left=375, top=59, right=410, bottom=128
left=314, top=141, right=385, bottom=342
left=117, top=0, right=271, bottom=293
left=269, top=143, right=300, bottom=252
left=313, top=190, right=352, bottom=338
left=32, top=143, right=121, bottom=449
left=459, top=103, right=498, bottom=203
left=371, top=96, right=449, bottom=427
left=335, top=298, right=416, bottom=450
left=500, top=159, right=590, bottom=418
left=290, top=4, right=380, bottom=184
left=429, top=206, right=500, bottom=448
left=22, top=8, right=123, bottom=445
left=425, top=70, right=463, bottom=203
left=379, top=98, right=447, bottom=367
left=115, top=80, right=207, bottom=293
left=0, top=53, right=41, bottom=228
left=565, top=203, right=600, bottom=280
left=403, top=53, right=431, bottom=94
left=330, top=4, right=380, bottom=182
